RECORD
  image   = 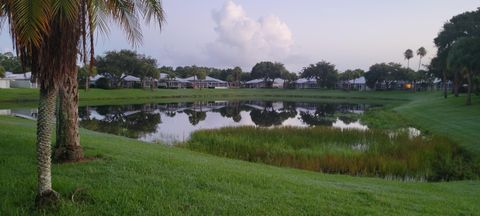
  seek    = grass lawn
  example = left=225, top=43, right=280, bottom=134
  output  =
left=0, top=88, right=479, bottom=214
left=1, top=115, right=479, bottom=215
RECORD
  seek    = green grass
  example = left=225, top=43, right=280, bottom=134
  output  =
left=1, top=88, right=479, bottom=214
left=185, top=126, right=479, bottom=181
left=1, top=116, right=480, bottom=215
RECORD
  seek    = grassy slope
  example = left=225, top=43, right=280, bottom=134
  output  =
left=1, top=116, right=479, bottom=215
left=394, top=93, right=480, bottom=154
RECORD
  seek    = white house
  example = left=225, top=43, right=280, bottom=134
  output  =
left=244, top=78, right=285, bottom=88
left=5, top=72, right=38, bottom=88
left=185, top=76, right=228, bottom=88
left=295, top=78, right=318, bottom=89
left=337, top=76, right=368, bottom=91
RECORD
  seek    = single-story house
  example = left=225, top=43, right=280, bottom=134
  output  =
left=337, top=76, right=368, bottom=91
left=157, top=73, right=191, bottom=88
left=5, top=72, right=38, bottom=88
left=295, top=78, right=318, bottom=89
left=185, top=76, right=228, bottom=89
left=244, top=78, right=285, bottom=88
left=121, top=75, right=142, bottom=88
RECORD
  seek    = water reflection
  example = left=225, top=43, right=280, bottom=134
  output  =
left=76, top=101, right=376, bottom=144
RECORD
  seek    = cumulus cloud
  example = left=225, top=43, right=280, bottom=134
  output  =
left=206, top=1, right=294, bottom=70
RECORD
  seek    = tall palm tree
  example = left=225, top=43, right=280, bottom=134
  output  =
left=417, top=47, right=427, bottom=71
left=404, top=49, right=414, bottom=69
left=55, top=0, right=165, bottom=163
left=1, top=0, right=165, bottom=206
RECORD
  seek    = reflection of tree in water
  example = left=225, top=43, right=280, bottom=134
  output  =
left=183, top=109, right=207, bottom=126
left=80, top=105, right=161, bottom=138
left=217, top=101, right=243, bottom=123
left=299, top=103, right=364, bottom=126
left=300, top=104, right=337, bottom=126
left=250, top=102, right=297, bottom=127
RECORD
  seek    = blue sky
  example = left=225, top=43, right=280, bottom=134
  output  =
left=1, top=0, right=478, bottom=72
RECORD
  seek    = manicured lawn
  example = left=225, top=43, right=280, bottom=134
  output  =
left=1, top=116, right=479, bottom=215
left=0, top=88, right=479, bottom=214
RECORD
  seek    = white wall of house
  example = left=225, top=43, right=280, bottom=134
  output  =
left=10, top=80, right=37, bottom=88
left=0, top=79, right=10, bottom=89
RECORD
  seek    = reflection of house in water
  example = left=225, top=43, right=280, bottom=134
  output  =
left=0, top=108, right=38, bottom=120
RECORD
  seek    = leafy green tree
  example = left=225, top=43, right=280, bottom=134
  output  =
left=434, top=9, right=480, bottom=97
left=365, top=63, right=410, bottom=90
left=251, top=62, right=286, bottom=88
left=301, top=61, right=338, bottom=89
left=78, top=65, right=97, bottom=89
left=0, top=52, right=23, bottom=73
left=417, top=47, right=427, bottom=71
left=447, top=37, right=480, bottom=105
left=96, top=50, right=157, bottom=88
left=404, top=49, right=414, bottom=69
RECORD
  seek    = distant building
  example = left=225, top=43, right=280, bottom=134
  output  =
left=157, top=73, right=190, bottom=88
left=295, top=78, right=318, bottom=89
left=244, top=78, right=285, bottom=88
left=5, top=72, right=38, bottom=88
left=121, top=75, right=142, bottom=88
left=185, top=76, right=229, bottom=89
left=0, top=79, right=10, bottom=89
left=337, top=76, right=368, bottom=91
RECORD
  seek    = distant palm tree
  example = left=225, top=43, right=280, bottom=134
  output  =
left=404, top=49, right=414, bottom=69
left=417, top=47, right=427, bottom=71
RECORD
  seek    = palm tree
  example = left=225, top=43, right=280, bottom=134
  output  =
left=404, top=49, right=414, bottom=69
left=1, top=0, right=165, bottom=206
left=417, top=47, right=427, bottom=71
left=55, top=0, right=165, bottom=163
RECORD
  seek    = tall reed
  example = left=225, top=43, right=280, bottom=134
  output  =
left=184, top=126, right=479, bottom=181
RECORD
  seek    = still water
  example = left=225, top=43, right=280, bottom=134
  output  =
left=77, top=101, right=378, bottom=144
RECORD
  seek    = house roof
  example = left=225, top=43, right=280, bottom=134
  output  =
left=246, top=78, right=285, bottom=84
left=5, top=72, right=32, bottom=80
left=346, top=76, right=366, bottom=84
left=123, top=75, right=141, bottom=82
left=295, top=78, right=316, bottom=84
left=185, top=76, right=227, bottom=83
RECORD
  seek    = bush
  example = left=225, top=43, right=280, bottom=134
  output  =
left=95, top=77, right=111, bottom=89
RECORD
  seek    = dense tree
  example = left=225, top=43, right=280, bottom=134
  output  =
left=447, top=37, right=480, bottom=105
left=365, top=63, right=412, bottom=90
left=434, top=9, right=480, bottom=98
left=301, top=61, right=338, bottom=89
left=251, top=62, right=286, bottom=88
left=96, top=50, right=158, bottom=88
left=404, top=49, right=414, bottom=69
left=417, top=47, right=427, bottom=71
left=0, top=52, right=23, bottom=73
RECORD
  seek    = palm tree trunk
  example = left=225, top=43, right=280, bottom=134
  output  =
left=418, top=57, right=422, bottom=71
left=85, top=76, right=89, bottom=91
left=54, top=69, right=83, bottom=162
left=443, top=70, right=448, bottom=99
left=35, top=85, right=60, bottom=206
left=454, top=72, right=460, bottom=97
left=466, top=72, right=472, bottom=105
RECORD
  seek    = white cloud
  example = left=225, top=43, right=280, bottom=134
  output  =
left=206, top=1, right=294, bottom=70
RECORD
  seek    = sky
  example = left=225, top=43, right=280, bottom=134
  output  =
left=0, top=0, right=479, bottom=72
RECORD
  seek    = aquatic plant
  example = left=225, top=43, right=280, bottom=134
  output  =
left=184, top=126, right=479, bottom=181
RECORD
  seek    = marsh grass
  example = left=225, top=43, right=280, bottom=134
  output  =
left=184, top=126, right=479, bottom=181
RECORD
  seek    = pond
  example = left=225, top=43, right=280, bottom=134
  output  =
left=76, top=101, right=379, bottom=144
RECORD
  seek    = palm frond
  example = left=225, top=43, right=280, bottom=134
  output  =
left=11, top=0, right=52, bottom=47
